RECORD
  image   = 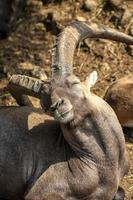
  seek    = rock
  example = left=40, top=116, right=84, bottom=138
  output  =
left=76, top=16, right=86, bottom=22
left=31, top=66, right=47, bottom=81
left=18, top=62, right=34, bottom=70
left=83, top=0, right=98, bottom=12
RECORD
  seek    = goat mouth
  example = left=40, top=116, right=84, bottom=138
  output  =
left=55, top=107, right=74, bottom=123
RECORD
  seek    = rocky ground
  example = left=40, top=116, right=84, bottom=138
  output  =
left=0, top=0, right=132, bottom=199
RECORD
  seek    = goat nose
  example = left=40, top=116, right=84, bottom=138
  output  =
left=50, top=99, right=64, bottom=111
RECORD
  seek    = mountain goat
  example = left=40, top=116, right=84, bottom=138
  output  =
left=2, top=21, right=133, bottom=199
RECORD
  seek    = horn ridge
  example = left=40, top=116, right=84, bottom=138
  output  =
left=9, top=74, right=43, bottom=94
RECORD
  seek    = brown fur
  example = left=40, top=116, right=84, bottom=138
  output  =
left=25, top=75, right=129, bottom=200
left=104, top=75, right=133, bottom=128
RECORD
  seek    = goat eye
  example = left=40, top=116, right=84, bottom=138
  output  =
left=71, top=81, right=80, bottom=86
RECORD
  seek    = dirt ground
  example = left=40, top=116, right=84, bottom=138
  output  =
left=0, top=0, right=132, bottom=199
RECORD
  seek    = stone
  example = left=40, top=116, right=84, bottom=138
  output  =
left=31, top=66, right=47, bottom=81
left=83, top=0, right=98, bottom=12
left=76, top=16, right=86, bottom=22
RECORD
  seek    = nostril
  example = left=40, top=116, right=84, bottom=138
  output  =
left=50, top=101, right=59, bottom=111
left=50, top=99, right=64, bottom=111
left=59, top=99, right=64, bottom=106
left=57, top=98, right=65, bottom=107
left=50, top=104, right=57, bottom=112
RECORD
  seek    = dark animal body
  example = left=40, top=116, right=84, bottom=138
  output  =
left=1, top=21, right=133, bottom=199
left=0, top=106, right=61, bottom=200
left=0, top=0, right=27, bottom=39
left=0, top=0, right=60, bottom=39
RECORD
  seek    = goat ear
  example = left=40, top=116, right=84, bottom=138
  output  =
left=85, top=71, right=98, bottom=89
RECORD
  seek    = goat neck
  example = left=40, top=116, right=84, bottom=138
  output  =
left=50, top=73, right=128, bottom=174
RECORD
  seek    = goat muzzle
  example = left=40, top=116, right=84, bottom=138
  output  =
left=51, top=98, right=74, bottom=124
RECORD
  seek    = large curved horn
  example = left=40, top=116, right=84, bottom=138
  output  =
left=9, top=74, right=44, bottom=96
left=8, top=74, right=50, bottom=98
left=7, top=74, right=51, bottom=108
left=52, top=21, right=133, bottom=77
left=7, top=74, right=51, bottom=109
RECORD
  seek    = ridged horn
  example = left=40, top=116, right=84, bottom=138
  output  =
left=9, top=74, right=44, bottom=96
left=52, top=20, right=133, bottom=76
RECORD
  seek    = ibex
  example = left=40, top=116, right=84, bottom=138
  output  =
left=104, top=74, right=133, bottom=137
left=104, top=75, right=133, bottom=128
left=1, top=21, right=133, bottom=200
